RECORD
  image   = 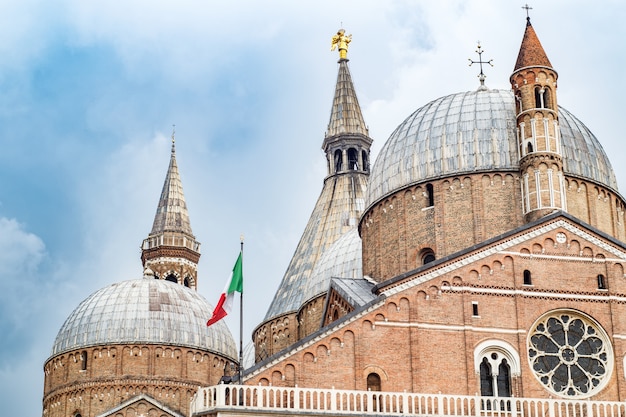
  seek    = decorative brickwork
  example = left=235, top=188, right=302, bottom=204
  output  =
left=323, top=288, right=355, bottom=327
left=246, top=218, right=626, bottom=402
left=42, top=344, right=235, bottom=417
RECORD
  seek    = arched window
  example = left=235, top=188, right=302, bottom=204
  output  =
left=497, top=359, right=511, bottom=397
left=367, top=372, right=381, bottom=391
left=426, top=183, right=434, bottom=207
left=543, top=88, right=552, bottom=109
left=334, top=149, right=343, bottom=173
left=474, top=341, right=520, bottom=404
left=598, top=274, right=607, bottom=290
left=165, top=274, right=177, bottom=284
left=480, top=358, right=494, bottom=396
left=367, top=373, right=382, bottom=412
left=479, top=353, right=512, bottom=410
left=523, top=270, right=532, bottom=285
left=527, top=142, right=533, bottom=154
left=418, top=248, right=437, bottom=265
left=534, top=87, right=544, bottom=108
left=348, top=148, right=359, bottom=170
left=184, top=277, right=190, bottom=287
left=362, top=151, right=369, bottom=172
left=81, top=351, right=87, bottom=371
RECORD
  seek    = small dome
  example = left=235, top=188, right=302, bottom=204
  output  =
left=365, top=89, right=618, bottom=210
left=299, top=229, right=362, bottom=306
left=50, top=279, right=237, bottom=360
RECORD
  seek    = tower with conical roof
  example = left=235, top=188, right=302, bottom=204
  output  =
left=252, top=29, right=372, bottom=361
left=141, top=131, right=201, bottom=289
left=43, top=131, right=237, bottom=417
left=511, top=14, right=566, bottom=222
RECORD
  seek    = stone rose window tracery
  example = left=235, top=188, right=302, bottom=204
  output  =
left=528, top=310, right=612, bottom=398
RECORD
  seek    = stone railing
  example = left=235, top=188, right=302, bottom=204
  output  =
left=190, top=384, right=626, bottom=417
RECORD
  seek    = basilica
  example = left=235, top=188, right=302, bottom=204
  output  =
left=43, top=12, right=626, bottom=417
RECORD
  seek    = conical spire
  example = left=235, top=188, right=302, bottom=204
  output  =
left=150, top=135, right=194, bottom=236
left=142, top=130, right=200, bottom=290
left=254, top=30, right=373, bottom=360
left=325, top=59, right=369, bottom=138
left=514, top=18, right=553, bottom=71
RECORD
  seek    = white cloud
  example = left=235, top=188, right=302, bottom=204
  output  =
left=1, top=2, right=625, bottom=415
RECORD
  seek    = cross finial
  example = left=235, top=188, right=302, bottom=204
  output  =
left=468, top=42, right=493, bottom=89
left=522, top=4, right=533, bottom=22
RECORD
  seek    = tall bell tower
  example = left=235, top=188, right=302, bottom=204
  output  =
left=511, top=11, right=566, bottom=222
left=141, top=130, right=201, bottom=289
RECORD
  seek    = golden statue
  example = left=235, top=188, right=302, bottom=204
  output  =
left=331, top=28, right=352, bottom=59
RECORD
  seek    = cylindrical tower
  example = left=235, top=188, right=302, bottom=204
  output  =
left=511, top=17, right=566, bottom=222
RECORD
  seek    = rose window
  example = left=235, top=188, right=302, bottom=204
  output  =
left=528, top=311, right=612, bottom=398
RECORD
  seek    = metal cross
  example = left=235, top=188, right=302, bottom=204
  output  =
left=468, top=42, right=493, bottom=87
left=522, top=4, right=533, bottom=20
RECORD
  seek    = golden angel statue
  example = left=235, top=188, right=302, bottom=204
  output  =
left=331, top=29, right=352, bottom=59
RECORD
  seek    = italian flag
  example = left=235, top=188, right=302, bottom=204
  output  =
left=207, top=252, right=243, bottom=326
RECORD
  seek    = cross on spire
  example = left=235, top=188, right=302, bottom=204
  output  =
left=522, top=4, right=533, bottom=21
left=468, top=42, right=493, bottom=89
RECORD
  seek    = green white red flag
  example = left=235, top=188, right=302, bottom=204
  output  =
left=207, top=252, right=243, bottom=326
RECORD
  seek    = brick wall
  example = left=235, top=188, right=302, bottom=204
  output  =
left=246, top=222, right=626, bottom=402
left=42, top=344, right=235, bottom=417
left=360, top=173, right=625, bottom=282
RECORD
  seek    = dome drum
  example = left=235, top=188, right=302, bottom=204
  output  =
left=44, top=279, right=237, bottom=417
left=361, top=173, right=525, bottom=280
left=360, top=88, right=624, bottom=281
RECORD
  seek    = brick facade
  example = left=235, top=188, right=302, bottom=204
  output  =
left=246, top=217, right=626, bottom=401
left=359, top=173, right=625, bottom=282
left=42, top=344, right=235, bottom=417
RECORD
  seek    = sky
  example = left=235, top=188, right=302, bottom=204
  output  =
left=0, top=1, right=624, bottom=415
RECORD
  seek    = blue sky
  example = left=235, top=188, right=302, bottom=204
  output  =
left=0, top=1, right=625, bottom=415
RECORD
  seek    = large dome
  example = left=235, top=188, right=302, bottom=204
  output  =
left=50, top=278, right=237, bottom=360
left=365, top=89, right=618, bottom=210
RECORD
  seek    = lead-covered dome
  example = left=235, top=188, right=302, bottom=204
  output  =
left=50, top=278, right=237, bottom=360
left=365, top=89, right=618, bottom=209
left=299, top=228, right=362, bottom=307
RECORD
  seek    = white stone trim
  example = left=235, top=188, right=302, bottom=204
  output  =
left=441, top=284, right=626, bottom=303
left=381, top=219, right=626, bottom=299
left=474, top=339, right=521, bottom=377
left=374, top=320, right=525, bottom=335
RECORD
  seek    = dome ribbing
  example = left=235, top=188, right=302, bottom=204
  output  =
left=50, top=279, right=237, bottom=359
left=365, top=89, right=618, bottom=210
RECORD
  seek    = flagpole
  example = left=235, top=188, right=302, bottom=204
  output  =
left=239, top=235, right=244, bottom=385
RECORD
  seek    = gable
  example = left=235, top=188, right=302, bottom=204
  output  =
left=95, top=394, right=184, bottom=417
left=378, top=214, right=626, bottom=298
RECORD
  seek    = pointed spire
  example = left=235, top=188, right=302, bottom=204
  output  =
left=150, top=128, right=194, bottom=236
left=513, top=16, right=553, bottom=71
left=142, top=129, right=200, bottom=289
left=325, top=59, right=369, bottom=138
